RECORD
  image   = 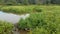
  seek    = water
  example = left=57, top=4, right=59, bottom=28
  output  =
left=0, top=11, right=29, bottom=24
left=0, top=11, right=30, bottom=34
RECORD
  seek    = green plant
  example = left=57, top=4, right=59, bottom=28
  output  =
left=18, top=13, right=42, bottom=30
left=33, top=6, right=42, bottom=12
left=18, top=11, right=60, bottom=34
left=31, top=27, right=49, bottom=34
left=1, top=5, right=60, bottom=14
left=1, top=6, right=42, bottom=14
left=0, top=21, right=14, bottom=34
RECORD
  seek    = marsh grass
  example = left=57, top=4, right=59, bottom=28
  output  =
left=18, top=11, right=60, bottom=34
left=0, top=5, right=60, bottom=34
left=1, top=5, right=60, bottom=14
left=0, top=21, right=14, bottom=34
left=1, top=6, right=42, bottom=14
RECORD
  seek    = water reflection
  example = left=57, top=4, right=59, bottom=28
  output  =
left=0, top=11, right=29, bottom=24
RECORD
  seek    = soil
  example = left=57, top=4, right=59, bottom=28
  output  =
left=19, top=30, right=28, bottom=34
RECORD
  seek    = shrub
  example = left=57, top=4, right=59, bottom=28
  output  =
left=0, top=21, right=14, bottom=34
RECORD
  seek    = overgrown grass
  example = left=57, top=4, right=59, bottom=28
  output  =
left=18, top=11, right=60, bottom=34
left=0, top=21, right=14, bottom=34
left=0, top=5, right=60, bottom=34
left=1, top=6, right=42, bottom=14
left=0, top=5, right=60, bottom=14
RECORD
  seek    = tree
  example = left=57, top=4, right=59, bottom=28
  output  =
left=23, top=0, right=29, bottom=5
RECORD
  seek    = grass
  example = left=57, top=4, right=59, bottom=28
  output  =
left=1, top=6, right=42, bottom=14
left=0, top=20, right=14, bottom=34
left=0, top=5, right=60, bottom=34
left=0, top=5, right=60, bottom=14
left=18, top=11, right=60, bottom=34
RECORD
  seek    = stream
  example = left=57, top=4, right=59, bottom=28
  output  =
left=0, top=11, right=29, bottom=24
left=0, top=11, right=30, bottom=34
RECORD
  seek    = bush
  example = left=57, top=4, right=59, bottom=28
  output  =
left=0, top=21, right=14, bottom=34
left=18, top=11, right=60, bottom=34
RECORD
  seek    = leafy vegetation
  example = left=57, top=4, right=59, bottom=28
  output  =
left=0, top=5, right=60, bottom=34
left=0, top=21, right=14, bottom=34
left=18, top=11, right=60, bottom=34
left=0, top=0, right=60, bottom=5
left=0, top=0, right=60, bottom=34
left=1, top=6, right=42, bottom=14
left=1, top=5, right=60, bottom=14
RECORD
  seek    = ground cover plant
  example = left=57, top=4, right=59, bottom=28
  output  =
left=1, top=6, right=42, bottom=14
left=0, top=5, right=60, bottom=34
left=0, top=5, right=60, bottom=14
left=0, top=21, right=14, bottom=34
left=18, top=11, right=60, bottom=34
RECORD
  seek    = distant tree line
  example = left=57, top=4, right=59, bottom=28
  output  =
left=0, top=0, right=60, bottom=5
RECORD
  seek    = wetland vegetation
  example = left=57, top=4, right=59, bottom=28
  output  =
left=0, top=0, right=60, bottom=34
left=0, top=5, right=60, bottom=34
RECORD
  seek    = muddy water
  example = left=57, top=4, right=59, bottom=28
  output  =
left=0, top=11, right=29, bottom=24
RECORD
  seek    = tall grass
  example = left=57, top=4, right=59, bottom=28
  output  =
left=1, top=5, right=60, bottom=14
left=1, top=6, right=42, bottom=14
left=0, top=21, right=14, bottom=34
left=18, top=11, right=60, bottom=34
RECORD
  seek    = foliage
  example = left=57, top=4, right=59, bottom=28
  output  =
left=18, top=11, right=60, bottom=34
left=33, top=6, right=42, bottom=12
left=0, top=21, right=14, bottom=34
left=30, top=27, right=49, bottom=34
left=1, top=6, right=42, bottom=14
left=0, top=0, right=60, bottom=5
left=1, top=5, right=60, bottom=14
left=17, top=13, right=42, bottom=30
